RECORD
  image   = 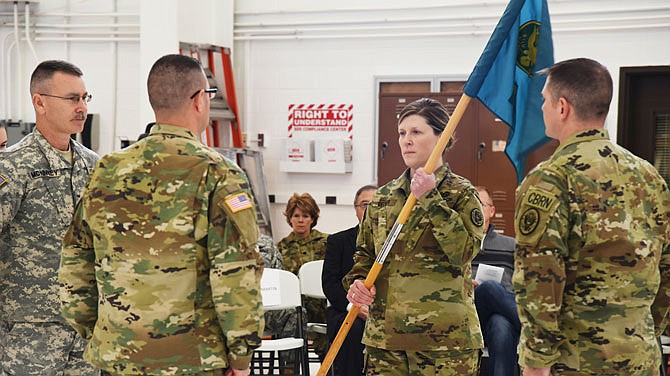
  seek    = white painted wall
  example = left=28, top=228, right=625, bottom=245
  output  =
left=234, top=0, right=670, bottom=241
left=2, top=0, right=668, bottom=242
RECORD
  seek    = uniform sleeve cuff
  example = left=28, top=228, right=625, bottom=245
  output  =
left=228, top=354, right=253, bottom=370
left=518, top=345, right=561, bottom=369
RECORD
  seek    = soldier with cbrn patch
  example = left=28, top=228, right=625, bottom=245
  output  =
left=513, top=58, right=670, bottom=376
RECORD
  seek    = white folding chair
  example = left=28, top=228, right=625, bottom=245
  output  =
left=298, top=260, right=328, bottom=337
left=252, top=268, right=310, bottom=375
left=298, top=260, right=330, bottom=369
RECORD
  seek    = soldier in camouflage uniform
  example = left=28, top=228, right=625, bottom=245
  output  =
left=346, top=98, right=485, bottom=375
left=513, top=58, right=670, bottom=376
left=0, top=60, right=99, bottom=376
left=58, top=54, right=264, bottom=376
left=277, top=192, right=329, bottom=360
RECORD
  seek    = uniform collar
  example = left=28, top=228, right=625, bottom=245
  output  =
left=556, top=128, right=609, bottom=154
left=387, top=163, right=451, bottom=195
left=33, top=127, right=79, bottom=169
left=286, top=229, right=323, bottom=244
left=149, top=123, right=199, bottom=141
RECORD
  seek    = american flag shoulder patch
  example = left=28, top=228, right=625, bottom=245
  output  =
left=0, top=174, right=7, bottom=189
left=225, top=192, right=253, bottom=213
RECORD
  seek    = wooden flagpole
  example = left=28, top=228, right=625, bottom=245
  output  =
left=316, top=94, right=472, bottom=376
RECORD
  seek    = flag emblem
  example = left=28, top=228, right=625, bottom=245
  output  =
left=0, top=174, right=7, bottom=188
left=462, top=0, right=554, bottom=183
left=517, top=21, right=540, bottom=76
left=225, top=192, right=253, bottom=213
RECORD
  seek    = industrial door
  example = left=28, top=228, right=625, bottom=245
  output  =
left=617, top=66, right=670, bottom=183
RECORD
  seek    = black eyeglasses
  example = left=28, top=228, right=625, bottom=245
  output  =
left=189, top=87, right=218, bottom=100
left=40, top=93, right=92, bottom=104
left=355, top=202, right=369, bottom=209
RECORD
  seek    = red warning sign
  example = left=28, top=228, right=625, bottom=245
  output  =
left=287, top=104, right=353, bottom=139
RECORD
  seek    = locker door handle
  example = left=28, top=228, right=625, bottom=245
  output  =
left=381, top=141, right=389, bottom=160
left=478, top=142, right=486, bottom=161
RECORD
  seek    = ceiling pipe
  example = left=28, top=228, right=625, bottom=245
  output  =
left=24, top=1, right=38, bottom=62
left=13, top=1, right=22, bottom=121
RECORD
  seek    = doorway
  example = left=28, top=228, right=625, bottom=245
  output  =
left=617, top=66, right=670, bottom=183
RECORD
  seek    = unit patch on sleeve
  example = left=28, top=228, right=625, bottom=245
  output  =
left=519, top=207, right=540, bottom=235
left=515, top=186, right=560, bottom=245
left=225, top=192, right=253, bottom=213
left=470, top=207, right=484, bottom=227
left=0, top=174, right=7, bottom=188
left=523, top=188, right=556, bottom=212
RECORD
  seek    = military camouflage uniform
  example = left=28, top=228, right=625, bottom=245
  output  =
left=513, top=129, right=670, bottom=375
left=278, top=229, right=329, bottom=358
left=58, top=124, right=264, bottom=375
left=344, top=165, right=485, bottom=375
left=0, top=128, right=98, bottom=375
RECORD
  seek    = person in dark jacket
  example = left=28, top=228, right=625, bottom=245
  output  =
left=472, top=186, right=519, bottom=376
left=322, top=184, right=377, bottom=375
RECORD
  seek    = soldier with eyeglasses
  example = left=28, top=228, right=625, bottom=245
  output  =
left=0, top=60, right=99, bottom=375
left=59, top=54, right=263, bottom=376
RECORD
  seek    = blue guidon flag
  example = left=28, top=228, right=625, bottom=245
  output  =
left=225, top=192, right=253, bottom=213
left=463, top=0, right=554, bottom=183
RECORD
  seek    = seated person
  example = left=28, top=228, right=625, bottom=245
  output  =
left=322, top=185, right=376, bottom=376
left=472, top=186, right=520, bottom=376
left=278, top=193, right=329, bottom=359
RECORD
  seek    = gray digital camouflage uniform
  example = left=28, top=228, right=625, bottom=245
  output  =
left=0, top=128, right=98, bottom=375
left=513, top=129, right=670, bottom=375
left=344, top=165, right=485, bottom=375
left=58, top=124, right=264, bottom=375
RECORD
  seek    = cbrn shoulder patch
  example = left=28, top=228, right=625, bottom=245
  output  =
left=515, top=186, right=560, bottom=245
left=522, top=187, right=557, bottom=212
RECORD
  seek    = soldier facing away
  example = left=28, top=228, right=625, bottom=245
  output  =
left=513, top=58, right=670, bottom=376
left=58, top=54, right=264, bottom=376
left=0, top=60, right=99, bottom=375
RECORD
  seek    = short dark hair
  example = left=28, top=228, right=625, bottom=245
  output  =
left=284, top=192, right=320, bottom=228
left=147, top=54, right=206, bottom=111
left=475, top=185, right=493, bottom=204
left=30, top=60, right=83, bottom=94
left=354, top=185, right=377, bottom=205
left=397, top=98, right=454, bottom=150
left=540, top=58, right=613, bottom=122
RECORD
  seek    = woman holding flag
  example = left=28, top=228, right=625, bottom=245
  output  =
left=345, top=98, right=486, bottom=375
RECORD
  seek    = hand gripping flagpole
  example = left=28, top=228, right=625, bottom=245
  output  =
left=316, top=94, right=472, bottom=376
